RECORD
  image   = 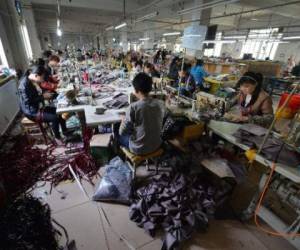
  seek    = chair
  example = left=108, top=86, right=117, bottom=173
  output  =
left=121, top=147, right=164, bottom=179
left=21, top=117, right=52, bottom=144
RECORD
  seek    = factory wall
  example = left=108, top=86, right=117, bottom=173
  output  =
left=274, top=41, right=300, bottom=64
left=49, top=33, right=95, bottom=51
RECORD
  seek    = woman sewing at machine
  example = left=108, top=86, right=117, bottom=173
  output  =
left=225, top=71, right=274, bottom=127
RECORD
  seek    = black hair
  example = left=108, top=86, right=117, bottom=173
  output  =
left=43, top=50, right=52, bottom=59
left=179, top=63, right=191, bottom=73
left=132, top=73, right=152, bottom=94
left=144, top=62, right=154, bottom=70
left=49, top=55, right=60, bottom=63
left=237, top=71, right=264, bottom=106
left=196, top=59, right=204, bottom=66
left=25, top=65, right=46, bottom=77
left=170, top=56, right=180, bottom=66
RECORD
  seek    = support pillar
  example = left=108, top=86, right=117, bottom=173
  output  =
left=22, top=1, right=42, bottom=58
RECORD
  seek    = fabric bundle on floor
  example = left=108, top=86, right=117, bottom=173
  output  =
left=0, top=195, right=60, bottom=250
left=129, top=173, right=216, bottom=250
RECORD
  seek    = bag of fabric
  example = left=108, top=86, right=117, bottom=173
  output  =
left=93, top=156, right=132, bottom=204
left=161, top=115, right=193, bottom=140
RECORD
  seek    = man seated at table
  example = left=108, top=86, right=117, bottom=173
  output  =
left=18, top=65, right=68, bottom=143
left=224, top=71, right=274, bottom=127
left=115, top=73, right=164, bottom=155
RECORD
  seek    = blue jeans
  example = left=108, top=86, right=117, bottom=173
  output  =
left=28, top=106, right=66, bottom=139
left=113, top=123, right=130, bottom=148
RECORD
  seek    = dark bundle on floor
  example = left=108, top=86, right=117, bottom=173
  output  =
left=0, top=135, right=56, bottom=198
left=129, top=173, right=216, bottom=250
left=0, top=195, right=60, bottom=250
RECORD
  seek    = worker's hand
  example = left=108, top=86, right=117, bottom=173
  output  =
left=224, top=113, right=249, bottom=122
left=43, top=92, right=53, bottom=100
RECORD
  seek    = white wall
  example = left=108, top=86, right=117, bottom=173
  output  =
left=49, top=33, right=94, bottom=50
left=22, top=5, right=42, bottom=59
left=274, top=41, right=300, bottom=63
left=0, top=79, right=19, bottom=135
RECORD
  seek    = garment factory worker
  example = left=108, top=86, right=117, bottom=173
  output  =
left=143, top=62, right=160, bottom=78
left=190, top=59, right=208, bottom=89
left=44, top=55, right=60, bottom=82
left=174, top=63, right=196, bottom=98
left=18, top=65, right=67, bottom=141
left=115, top=73, right=164, bottom=155
left=225, top=71, right=274, bottom=127
left=167, top=56, right=181, bottom=80
left=292, top=62, right=300, bottom=77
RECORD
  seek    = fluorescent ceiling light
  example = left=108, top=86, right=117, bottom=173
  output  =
left=223, top=35, right=246, bottom=39
left=163, top=32, right=181, bottom=36
left=204, top=40, right=235, bottom=44
left=57, top=19, right=60, bottom=27
left=105, top=26, right=114, bottom=31
left=251, top=18, right=258, bottom=21
left=56, top=28, right=62, bottom=37
left=115, top=22, right=127, bottom=30
left=178, top=0, right=239, bottom=15
left=139, top=37, right=150, bottom=41
left=184, top=34, right=203, bottom=37
left=135, top=11, right=159, bottom=23
left=282, top=36, right=300, bottom=40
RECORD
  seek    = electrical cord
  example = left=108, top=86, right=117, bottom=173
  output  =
left=254, top=141, right=300, bottom=237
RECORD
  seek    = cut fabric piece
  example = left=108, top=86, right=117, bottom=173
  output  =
left=129, top=173, right=216, bottom=250
left=233, top=129, right=300, bottom=167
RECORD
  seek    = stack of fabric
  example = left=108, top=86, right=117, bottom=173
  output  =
left=129, top=173, right=216, bottom=250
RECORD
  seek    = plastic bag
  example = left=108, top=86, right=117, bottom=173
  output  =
left=93, top=156, right=132, bottom=204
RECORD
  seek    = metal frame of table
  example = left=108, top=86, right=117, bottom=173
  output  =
left=208, top=120, right=300, bottom=249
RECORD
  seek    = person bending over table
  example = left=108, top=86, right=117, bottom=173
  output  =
left=225, top=71, right=274, bottom=127
left=190, top=59, right=209, bottom=91
left=174, top=63, right=196, bottom=98
left=143, top=62, right=160, bottom=78
left=18, top=65, right=67, bottom=142
left=114, top=73, right=164, bottom=155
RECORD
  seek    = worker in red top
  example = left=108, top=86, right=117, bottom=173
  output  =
left=41, top=55, right=61, bottom=94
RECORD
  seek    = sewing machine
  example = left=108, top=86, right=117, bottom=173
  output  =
left=195, top=92, right=226, bottom=116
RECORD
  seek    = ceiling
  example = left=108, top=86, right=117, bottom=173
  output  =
left=24, top=0, right=300, bottom=41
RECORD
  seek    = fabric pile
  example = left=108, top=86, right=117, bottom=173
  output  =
left=129, top=173, right=216, bottom=250
left=103, top=93, right=129, bottom=109
left=0, top=195, right=60, bottom=250
left=233, top=124, right=300, bottom=167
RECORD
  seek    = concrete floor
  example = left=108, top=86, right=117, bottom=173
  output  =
left=32, top=167, right=296, bottom=250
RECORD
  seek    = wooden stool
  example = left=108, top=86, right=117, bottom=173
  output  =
left=121, top=147, right=164, bottom=179
left=21, top=117, right=51, bottom=144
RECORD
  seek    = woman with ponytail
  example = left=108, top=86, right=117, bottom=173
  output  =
left=225, top=71, right=274, bottom=127
left=18, top=65, right=67, bottom=141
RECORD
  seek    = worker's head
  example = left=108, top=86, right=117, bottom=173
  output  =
left=195, top=59, right=204, bottom=67
left=28, top=65, right=46, bottom=83
left=48, top=55, right=60, bottom=67
left=48, top=55, right=60, bottom=68
left=178, top=63, right=190, bottom=78
left=143, top=62, right=154, bottom=75
left=43, top=50, right=52, bottom=59
left=237, top=72, right=263, bottom=96
left=132, top=73, right=152, bottom=99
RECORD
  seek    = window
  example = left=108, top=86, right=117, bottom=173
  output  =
left=240, top=28, right=280, bottom=60
left=20, top=22, right=33, bottom=60
left=0, top=37, right=8, bottom=67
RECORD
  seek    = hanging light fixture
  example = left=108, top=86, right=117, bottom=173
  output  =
left=56, top=0, right=63, bottom=37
